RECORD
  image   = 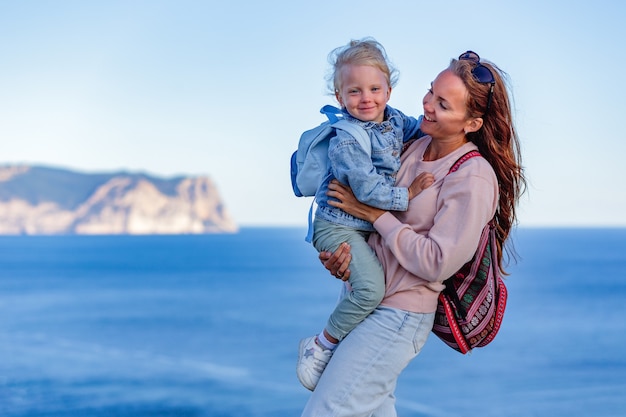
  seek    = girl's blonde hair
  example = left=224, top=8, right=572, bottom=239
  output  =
left=326, top=38, right=398, bottom=95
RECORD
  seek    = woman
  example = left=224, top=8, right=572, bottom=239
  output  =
left=300, top=51, right=526, bottom=417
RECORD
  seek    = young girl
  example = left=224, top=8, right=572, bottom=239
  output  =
left=297, top=38, right=433, bottom=391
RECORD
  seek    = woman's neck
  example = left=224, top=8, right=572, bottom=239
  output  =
left=424, top=137, right=468, bottom=161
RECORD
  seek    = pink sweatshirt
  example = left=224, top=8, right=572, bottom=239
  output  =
left=370, top=137, right=498, bottom=313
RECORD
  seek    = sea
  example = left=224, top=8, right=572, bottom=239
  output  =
left=1, top=227, right=625, bottom=417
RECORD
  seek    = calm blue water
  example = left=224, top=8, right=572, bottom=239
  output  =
left=1, top=228, right=625, bottom=417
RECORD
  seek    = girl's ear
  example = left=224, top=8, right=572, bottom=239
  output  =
left=335, top=91, right=344, bottom=107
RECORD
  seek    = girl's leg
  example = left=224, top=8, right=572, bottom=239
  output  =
left=298, top=219, right=375, bottom=391
left=301, top=307, right=434, bottom=417
left=312, top=219, right=384, bottom=341
left=298, top=219, right=383, bottom=391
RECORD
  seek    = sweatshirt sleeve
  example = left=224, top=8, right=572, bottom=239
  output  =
left=373, top=158, right=498, bottom=282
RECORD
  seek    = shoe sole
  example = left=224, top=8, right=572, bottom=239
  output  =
left=297, top=338, right=315, bottom=391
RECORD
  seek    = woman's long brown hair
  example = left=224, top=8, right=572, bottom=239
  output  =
left=449, top=58, right=527, bottom=273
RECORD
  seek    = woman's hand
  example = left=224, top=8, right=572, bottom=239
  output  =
left=326, top=180, right=385, bottom=224
left=319, top=242, right=352, bottom=281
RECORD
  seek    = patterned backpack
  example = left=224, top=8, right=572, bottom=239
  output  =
left=431, top=151, right=508, bottom=354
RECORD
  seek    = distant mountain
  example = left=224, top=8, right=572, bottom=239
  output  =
left=0, top=165, right=238, bottom=235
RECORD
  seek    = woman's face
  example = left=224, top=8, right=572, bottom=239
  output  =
left=420, top=69, right=474, bottom=141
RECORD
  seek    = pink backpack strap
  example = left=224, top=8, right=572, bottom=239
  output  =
left=448, top=150, right=482, bottom=174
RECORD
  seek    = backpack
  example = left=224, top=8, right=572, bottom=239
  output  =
left=431, top=150, right=508, bottom=354
left=290, top=105, right=371, bottom=198
left=290, top=105, right=371, bottom=242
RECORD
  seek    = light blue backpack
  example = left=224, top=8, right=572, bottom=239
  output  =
left=290, top=105, right=371, bottom=197
left=290, top=105, right=371, bottom=241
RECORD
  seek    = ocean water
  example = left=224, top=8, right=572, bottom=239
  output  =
left=0, top=227, right=625, bottom=417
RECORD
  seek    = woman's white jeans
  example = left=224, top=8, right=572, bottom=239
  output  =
left=301, top=306, right=435, bottom=417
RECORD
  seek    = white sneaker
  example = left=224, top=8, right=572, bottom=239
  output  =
left=296, top=336, right=333, bottom=391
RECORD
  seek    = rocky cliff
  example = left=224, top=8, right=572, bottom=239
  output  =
left=0, top=165, right=238, bottom=235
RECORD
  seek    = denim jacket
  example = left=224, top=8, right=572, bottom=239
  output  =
left=315, top=105, right=422, bottom=232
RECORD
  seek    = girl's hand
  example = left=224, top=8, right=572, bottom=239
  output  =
left=326, top=180, right=385, bottom=224
left=408, top=172, right=435, bottom=199
left=319, top=242, right=352, bottom=281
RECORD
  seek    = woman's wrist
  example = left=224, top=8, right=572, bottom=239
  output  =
left=369, top=209, right=386, bottom=224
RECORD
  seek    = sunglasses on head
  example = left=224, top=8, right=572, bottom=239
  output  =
left=458, top=51, right=495, bottom=116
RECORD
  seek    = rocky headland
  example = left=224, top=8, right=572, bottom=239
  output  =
left=0, top=165, right=238, bottom=235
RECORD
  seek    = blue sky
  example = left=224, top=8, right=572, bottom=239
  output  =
left=1, top=0, right=624, bottom=227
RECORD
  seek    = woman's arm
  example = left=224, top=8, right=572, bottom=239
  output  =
left=326, top=180, right=385, bottom=223
left=328, top=161, right=497, bottom=282
left=327, top=172, right=434, bottom=217
left=319, top=174, right=434, bottom=279
left=374, top=172, right=497, bottom=281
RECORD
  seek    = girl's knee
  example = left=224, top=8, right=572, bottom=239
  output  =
left=353, top=283, right=385, bottom=310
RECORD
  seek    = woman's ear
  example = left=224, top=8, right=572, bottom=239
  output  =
left=464, top=117, right=484, bottom=134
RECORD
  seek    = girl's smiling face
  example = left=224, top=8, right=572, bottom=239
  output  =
left=335, top=64, right=391, bottom=123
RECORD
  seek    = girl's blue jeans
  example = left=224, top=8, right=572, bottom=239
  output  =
left=312, top=217, right=385, bottom=341
left=300, top=306, right=435, bottom=417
